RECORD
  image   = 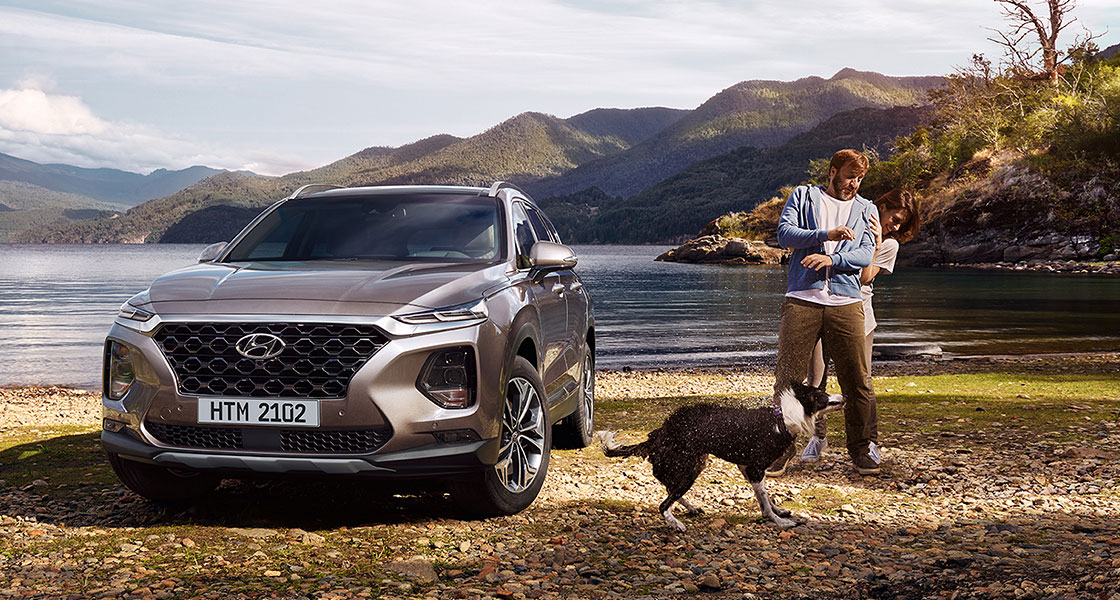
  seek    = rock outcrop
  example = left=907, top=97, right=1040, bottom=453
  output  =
left=900, top=158, right=1120, bottom=269
left=656, top=235, right=789, bottom=265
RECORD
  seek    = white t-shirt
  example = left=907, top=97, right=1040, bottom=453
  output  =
left=787, top=190, right=861, bottom=307
left=861, top=237, right=900, bottom=334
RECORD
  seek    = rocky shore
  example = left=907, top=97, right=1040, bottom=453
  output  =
left=2, top=353, right=1119, bottom=599
left=655, top=235, right=788, bottom=265
left=935, top=259, right=1120, bottom=275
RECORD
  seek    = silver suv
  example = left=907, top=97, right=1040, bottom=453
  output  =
left=101, top=182, right=595, bottom=516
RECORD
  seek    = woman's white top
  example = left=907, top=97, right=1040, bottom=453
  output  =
left=861, top=237, right=900, bottom=335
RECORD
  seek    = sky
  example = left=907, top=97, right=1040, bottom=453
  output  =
left=0, top=0, right=1117, bottom=176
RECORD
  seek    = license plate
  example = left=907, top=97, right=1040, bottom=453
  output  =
left=199, top=398, right=320, bottom=427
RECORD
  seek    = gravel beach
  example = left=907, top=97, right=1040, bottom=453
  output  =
left=1, top=354, right=1118, bottom=599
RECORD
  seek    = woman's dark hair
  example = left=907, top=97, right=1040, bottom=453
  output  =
left=876, top=189, right=921, bottom=243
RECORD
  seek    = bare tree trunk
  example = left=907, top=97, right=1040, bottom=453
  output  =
left=989, top=0, right=1076, bottom=81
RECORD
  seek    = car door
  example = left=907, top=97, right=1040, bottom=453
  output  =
left=524, top=203, right=582, bottom=399
left=511, top=201, right=569, bottom=403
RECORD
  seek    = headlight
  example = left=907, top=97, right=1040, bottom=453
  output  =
left=395, top=299, right=488, bottom=325
left=117, top=302, right=154, bottom=322
left=417, top=347, right=476, bottom=409
left=105, top=341, right=136, bottom=400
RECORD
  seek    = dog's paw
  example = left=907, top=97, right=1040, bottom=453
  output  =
left=666, top=519, right=686, bottom=532
left=773, top=517, right=798, bottom=530
left=773, top=506, right=792, bottom=518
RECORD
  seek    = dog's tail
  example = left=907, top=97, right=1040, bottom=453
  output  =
left=596, top=430, right=648, bottom=458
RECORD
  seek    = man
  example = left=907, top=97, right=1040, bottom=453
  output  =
left=767, top=149, right=881, bottom=476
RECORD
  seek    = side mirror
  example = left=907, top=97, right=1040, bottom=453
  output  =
left=529, top=241, right=577, bottom=271
left=198, top=242, right=228, bottom=263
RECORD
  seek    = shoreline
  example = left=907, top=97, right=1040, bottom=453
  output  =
left=4, top=350, right=1116, bottom=397
left=934, top=260, right=1120, bottom=275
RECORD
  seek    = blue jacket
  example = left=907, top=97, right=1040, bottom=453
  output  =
left=777, top=185, right=878, bottom=299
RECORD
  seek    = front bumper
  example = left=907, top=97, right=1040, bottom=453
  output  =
left=102, top=312, right=509, bottom=477
left=102, top=429, right=500, bottom=478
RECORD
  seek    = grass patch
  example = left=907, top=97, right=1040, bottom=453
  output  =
left=874, top=373, right=1120, bottom=436
left=596, top=370, right=1120, bottom=442
left=596, top=394, right=766, bottom=432
left=0, top=429, right=115, bottom=497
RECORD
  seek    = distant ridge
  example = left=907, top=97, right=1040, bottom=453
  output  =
left=525, top=68, right=943, bottom=199
left=0, top=152, right=235, bottom=206
left=25, top=107, right=685, bottom=243
left=1098, top=42, right=1120, bottom=60
left=541, top=104, right=934, bottom=244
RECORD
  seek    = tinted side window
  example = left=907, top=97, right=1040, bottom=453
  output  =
left=511, top=202, right=537, bottom=270
left=524, top=205, right=554, bottom=243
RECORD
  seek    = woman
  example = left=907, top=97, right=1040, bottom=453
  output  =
left=799, top=189, right=921, bottom=464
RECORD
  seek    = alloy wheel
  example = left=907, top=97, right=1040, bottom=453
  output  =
left=581, top=354, right=594, bottom=434
left=495, top=376, right=546, bottom=493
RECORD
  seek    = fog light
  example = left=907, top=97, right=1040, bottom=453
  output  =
left=433, top=429, right=481, bottom=444
left=102, top=418, right=127, bottom=433
left=417, top=347, right=476, bottom=409
left=105, top=341, right=135, bottom=400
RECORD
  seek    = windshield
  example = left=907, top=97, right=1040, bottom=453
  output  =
left=224, top=194, right=504, bottom=263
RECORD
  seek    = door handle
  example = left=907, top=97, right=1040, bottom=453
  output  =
left=570, top=281, right=583, bottom=292
left=551, top=282, right=565, bottom=295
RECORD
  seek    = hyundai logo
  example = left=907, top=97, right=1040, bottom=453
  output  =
left=235, top=333, right=286, bottom=360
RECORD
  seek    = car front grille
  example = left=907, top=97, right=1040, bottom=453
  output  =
left=146, top=420, right=242, bottom=450
left=145, top=421, right=392, bottom=454
left=153, top=322, right=389, bottom=398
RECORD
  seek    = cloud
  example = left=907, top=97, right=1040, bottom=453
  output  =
left=0, top=82, right=305, bottom=175
left=0, top=88, right=108, bottom=136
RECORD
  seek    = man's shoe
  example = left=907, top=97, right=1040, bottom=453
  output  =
left=766, top=442, right=798, bottom=477
left=868, top=441, right=881, bottom=464
left=800, top=436, right=828, bottom=463
left=853, top=451, right=880, bottom=476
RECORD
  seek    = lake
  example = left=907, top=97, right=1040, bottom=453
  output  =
left=1, top=244, right=1118, bottom=388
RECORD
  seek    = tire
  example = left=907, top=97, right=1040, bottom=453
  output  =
left=553, top=350, right=595, bottom=449
left=451, top=356, right=551, bottom=517
left=106, top=452, right=220, bottom=505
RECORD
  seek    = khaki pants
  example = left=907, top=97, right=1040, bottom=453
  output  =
left=807, top=333, right=877, bottom=441
left=774, top=297, right=877, bottom=458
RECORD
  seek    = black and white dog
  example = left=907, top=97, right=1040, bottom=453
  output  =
left=600, top=380, right=844, bottom=531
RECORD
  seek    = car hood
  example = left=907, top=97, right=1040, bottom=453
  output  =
left=142, top=260, right=510, bottom=316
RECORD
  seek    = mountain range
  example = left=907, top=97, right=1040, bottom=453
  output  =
left=542, top=105, right=934, bottom=244
left=0, top=154, right=244, bottom=242
left=0, top=152, right=228, bottom=206
left=11, top=68, right=944, bottom=244
left=525, top=68, right=940, bottom=199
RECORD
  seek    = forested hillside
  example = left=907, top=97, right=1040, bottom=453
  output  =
left=21, top=108, right=682, bottom=243
left=696, top=42, right=1120, bottom=268
left=543, top=105, right=933, bottom=244
left=0, top=181, right=124, bottom=242
left=0, top=153, right=225, bottom=206
left=526, top=69, right=941, bottom=199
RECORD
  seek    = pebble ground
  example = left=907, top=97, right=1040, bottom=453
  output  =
left=1, top=354, right=1118, bottom=599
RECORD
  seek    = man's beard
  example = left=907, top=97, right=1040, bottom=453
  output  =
left=830, top=183, right=858, bottom=200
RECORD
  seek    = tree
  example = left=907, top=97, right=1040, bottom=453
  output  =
left=988, top=0, right=1102, bottom=81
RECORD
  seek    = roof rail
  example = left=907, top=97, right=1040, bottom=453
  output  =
left=487, top=181, right=530, bottom=199
left=284, top=183, right=345, bottom=200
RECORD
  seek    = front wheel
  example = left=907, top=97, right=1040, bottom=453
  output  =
left=554, top=350, right=595, bottom=449
left=451, top=356, right=551, bottom=517
left=107, top=453, right=220, bottom=505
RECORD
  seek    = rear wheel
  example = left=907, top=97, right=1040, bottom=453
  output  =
left=107, top=453, right=220, bottom=505
left=451, top=356, right=550, bottom=517
left=554, top=350, right=595, bottom=449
